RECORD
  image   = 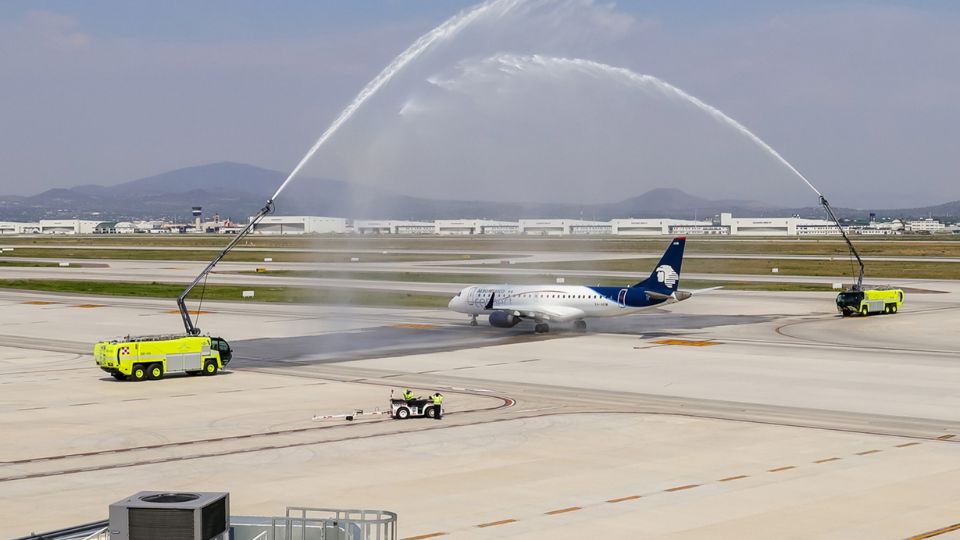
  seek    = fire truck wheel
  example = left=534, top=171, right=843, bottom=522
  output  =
left=203, top=360, right=219, bottom=376
left=131, top=364, right=147, bottom=381
left=860, top=306, right=869, bottom=316
left=147, top=363, right=163, bottom=380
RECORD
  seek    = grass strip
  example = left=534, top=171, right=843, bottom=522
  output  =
left=0, top=279, right=450, bottom=307
left=0, top=260, right=64, bottom=268
left=502, top=257, right=960, bottom=280
left=0, top=248, right=496, bottom=263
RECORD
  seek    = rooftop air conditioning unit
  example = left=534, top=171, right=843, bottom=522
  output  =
left=108, top=491, right=229, bottom=540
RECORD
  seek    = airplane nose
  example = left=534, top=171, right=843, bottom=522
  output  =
left=449, top=289, right=468, bottom=312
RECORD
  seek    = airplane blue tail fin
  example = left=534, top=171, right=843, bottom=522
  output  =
left=631, top=236, right=685, bottom=292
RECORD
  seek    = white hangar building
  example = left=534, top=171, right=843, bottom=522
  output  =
left=612, top=218, right=715, bottom=235
left=250, top=216, right=347, bottom=235
left=435, top=220, right=520, bottom=235
left=39, top=219, right=102, bottom=234
left=354, top=220, right=435, bottom=234
left=518, top=219, right=612, bottom=235
left=0, top=221, right=40, bottom=234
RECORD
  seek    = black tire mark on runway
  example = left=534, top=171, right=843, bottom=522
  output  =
left=0, top=389, right=514, bottom=467
left=774, top=304, right=960, bottom=354
left=3, top=407, right=956, bottom=484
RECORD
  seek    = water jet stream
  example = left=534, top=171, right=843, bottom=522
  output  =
left=270, top=0, right=524, bottom=201
left=482, top=54, right=823, bottom=198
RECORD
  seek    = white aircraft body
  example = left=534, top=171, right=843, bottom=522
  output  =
left=448, top=237, right=698, bottom=333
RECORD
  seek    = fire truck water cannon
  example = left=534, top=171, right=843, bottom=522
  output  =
left=178, top=199, right=274, bottom=336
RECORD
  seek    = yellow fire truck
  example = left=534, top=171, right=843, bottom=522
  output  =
left=819, top=195, right=904, bottom=318
left=94, top=335, right=232, bottom=381
left=92, top=200, right=273, bottom=383
left=836, top=288, right=904, bottom=316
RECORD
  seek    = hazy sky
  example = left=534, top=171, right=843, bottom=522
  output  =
left=1, top=0, right=958, bottom=208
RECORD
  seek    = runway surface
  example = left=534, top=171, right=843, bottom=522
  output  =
left=1, top=278, right=959, bottom=538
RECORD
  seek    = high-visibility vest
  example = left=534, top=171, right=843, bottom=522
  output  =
left=403, top=391, right=415, bottom=401
left=432, top=394, right=443, bottom=406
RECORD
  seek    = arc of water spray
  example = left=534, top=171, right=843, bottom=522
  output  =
left=487, top=54, right=823, bottom=198
left=270, top=0, right=525, bottom=201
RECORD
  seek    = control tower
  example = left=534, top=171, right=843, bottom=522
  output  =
left=192, top=206, right=202, bottom=231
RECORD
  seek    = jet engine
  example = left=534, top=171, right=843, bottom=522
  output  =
left=489, top=311, right=521, bottom=328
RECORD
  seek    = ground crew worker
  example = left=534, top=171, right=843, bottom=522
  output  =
left=403, top=389, right=415, bottom=403
left=431, top=392, right=444, bottom=420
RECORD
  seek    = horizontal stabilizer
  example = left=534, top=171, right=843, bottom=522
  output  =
left=687, top=286, right=723, bottom=296
left=645, top=291, right=672, bottom=301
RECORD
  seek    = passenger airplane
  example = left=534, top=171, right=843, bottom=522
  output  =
left=448, top=236, right=700, bottom=333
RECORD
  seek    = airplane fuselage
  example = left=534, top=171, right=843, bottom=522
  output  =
left=448, top=236, right=689, bottom=332
left=448, top=284, right=676, bottom=321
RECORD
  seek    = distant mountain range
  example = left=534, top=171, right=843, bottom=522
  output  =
left=0, top=162, right=957, bottom=222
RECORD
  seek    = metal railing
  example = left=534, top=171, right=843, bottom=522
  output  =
left=286, top=507, right=397, bottom=540
left=19, top=506, right=397, bottom=540
left=80, top=528, right=109, bottom=540
left=12, top=520, right=109, bottom=540
left=231, top=507, right=397, bottom=540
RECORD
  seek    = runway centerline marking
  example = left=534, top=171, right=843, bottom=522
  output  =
left=545, top=507, right=581, bottom=515
left=896, top=442, right=921, bottom=448
left=718, top=475, right=749, bottom=482
left=905, top=521, right=960, bottom=540
left=476, top=519, right=517, bottom=528
left=665, top=484, right=700, bottom=492
left=401, top=533, right=447, bottom=540
left=856, top=449, right=882, bottom=455
left=653, top=339, right=718, bottom=347
left=606, top=495, right=642, bottom=503
left=813, top=457, right=841, bottom=464
left=768, top=466, right=796, bottom=473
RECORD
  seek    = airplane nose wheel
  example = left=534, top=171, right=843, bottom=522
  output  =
left=534, top=323, right=550, bottom=334
left=469, top=315, right=478, bottom=326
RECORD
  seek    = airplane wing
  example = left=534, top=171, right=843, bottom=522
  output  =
left=507, top=305, right=587, bottom=322
left=686, top=286, right=723, bottom=295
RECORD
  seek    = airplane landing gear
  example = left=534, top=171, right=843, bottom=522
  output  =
left=470, top=314, right=478, bottom=326
left=534, top=322, right=550, bottom=334
left=573, top=320, right=587, bottom=332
